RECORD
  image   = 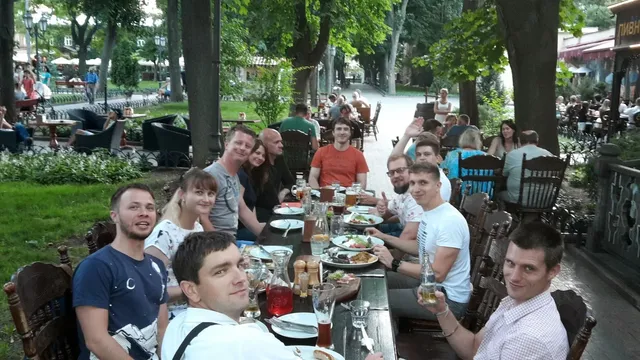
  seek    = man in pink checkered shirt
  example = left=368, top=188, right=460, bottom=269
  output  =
left=418, top=222, right=569, bottom=360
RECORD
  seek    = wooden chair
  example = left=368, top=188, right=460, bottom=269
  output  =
left=469, top=205, right=511, bottom=269
left=440, top=136, right=458, bottom=159
left=505, top=154, right=570, bottom=222
left=282, top=130, right=312, bottom=178
left=364, top=101, right=382, bottom=140
left=458, top=153, right=505, bottom=199
left=551, top=290, right=597, bottom=360
left=3, top=262, right=78, bottom=359
left=357, top=106, right=371, bottom=123
left=85, top=221, right=117, bottom=254
left=459, top=188, right=489, bottom=235
left=57, top=246, right=72, bottom=269
left=449, top=178, right=462, bottom=209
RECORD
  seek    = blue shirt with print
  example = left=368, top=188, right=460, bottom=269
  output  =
left=85, top=72, right=99, bottom=84
left=73, top=245, right=168, bottom=360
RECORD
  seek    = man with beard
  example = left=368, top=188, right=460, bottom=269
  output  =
left=202, top=125, right=265, bottom=237
left=254, top=129, right=295, bottom=221
left=73, top=184, right=169, bottom=360
left=369, top=154, right=423, bottom=239
left=309, top=117, right=369, bottom=188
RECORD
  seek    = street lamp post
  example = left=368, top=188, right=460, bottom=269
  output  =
left=23, top=11, right=48, bottom=78
left=154, top=36, right=166, bottom=83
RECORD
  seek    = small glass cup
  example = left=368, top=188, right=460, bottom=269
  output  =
left=299, top=272, right=309, bottom=298
left=312, top=283, right=336, bottom=349
left=352, top=182, right=362, bottom=194
left=330, top=215, right=344, bottom=240
left=349, top=300, right=370, bottom=328
left=311, top=234, right=329, bottom=256
left=243, top=259, right=266, bottom=318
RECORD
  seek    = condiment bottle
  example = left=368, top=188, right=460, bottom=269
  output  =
left=307, top=260, right=320, bottom=287
left=293, top=260, right=306, bottom=295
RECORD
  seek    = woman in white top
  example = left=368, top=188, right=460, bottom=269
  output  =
left=487, top=120, right=520, bottom=158
left=145, top=168, right=217, bottom=318
left=434, top=88, right=452, bottom=122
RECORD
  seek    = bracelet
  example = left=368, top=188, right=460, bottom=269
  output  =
left=442, top=323, right=460, bottom=338
left=435, top=304, right=449, bottom=318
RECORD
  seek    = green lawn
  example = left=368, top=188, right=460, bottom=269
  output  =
left=0, top=173, right=178, bottom=359
left=108, top=80, right=160, bottom=90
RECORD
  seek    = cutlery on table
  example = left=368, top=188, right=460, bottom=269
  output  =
left=266, top=317, right=318, bottom=334
left=292, top=347, right=303, bottom=359
left=359, top=324, right=375, bottom=354
left=258, top=245, right=272, bottom=257
left=283, top=222, right=292, bottom=238
left=355, top=273, right=385, bottom=278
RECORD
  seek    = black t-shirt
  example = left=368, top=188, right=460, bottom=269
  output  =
left=238, top=168, right=257, bottom=211
left=255, top=156, right=295, bottom=221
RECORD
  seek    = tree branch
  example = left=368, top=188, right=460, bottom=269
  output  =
left=308, top=0, right=333, bottom=65
left=288, top=0, right=309, bottom=61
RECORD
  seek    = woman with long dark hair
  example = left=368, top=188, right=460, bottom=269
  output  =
left=487, top=120, right=520, bottom=158
left=144, top=168, right=217, bottom=318
left=237, top=139, right=269, bottom=240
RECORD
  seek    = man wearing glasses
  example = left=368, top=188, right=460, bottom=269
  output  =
left=202, top=125, right=265, bottom=237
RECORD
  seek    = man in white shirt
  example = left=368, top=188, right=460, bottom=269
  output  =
left=623, top=97, right=640, bottom=122
left=368, top=162, right=471, bottom=320
left=419, top=222, right=569, bottom=360
left=370, top=154, right=424, bottom=239
left=163, top=231, right=382, bottom=360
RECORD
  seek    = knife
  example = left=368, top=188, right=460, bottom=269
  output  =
left=360, top=324, right=375, bottom=354
left=355, top=273, right=385, bottom=278
left=258, top=245, right=271, bottom=258
left=267, top=318, right=318, bottom=334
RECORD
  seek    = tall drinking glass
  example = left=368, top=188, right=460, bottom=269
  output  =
left=332, top=193, right=346, bottom=215
left=312, top=283, right=336, bottom=349
left=345, top=187, right=358, bottom=207
left=292, top=179, right=307, bottom=200
left=244, top=259, right=266, bottom=318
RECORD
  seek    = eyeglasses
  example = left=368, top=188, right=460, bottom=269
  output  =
left=387, top=167, right=408, bottom=177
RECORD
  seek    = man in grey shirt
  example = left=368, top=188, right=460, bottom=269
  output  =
left=203, top=125, right=265, bottom=237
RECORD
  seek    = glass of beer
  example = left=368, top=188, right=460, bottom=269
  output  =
left=244, top=259, right=266, bottom=318
left=303, top=214, right=317, bottom=242
left=332, top=194, right=346, bottom=215
left=320, top=186, right=335, bottom=202
left=312, top=283, right=336, bottom=349
left=345, top=187, right=358, bottom=207
left=418, top=283, right=438, bottom=305
left=292, top=179, right=307, bottom=200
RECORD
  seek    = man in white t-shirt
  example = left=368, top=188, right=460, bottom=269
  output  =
left=162, top=231, right=382, bottom=360
left=368, top=162, right=471, bottom=320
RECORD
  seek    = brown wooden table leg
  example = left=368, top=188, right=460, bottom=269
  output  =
left=49, top=125, right=58, bottom=148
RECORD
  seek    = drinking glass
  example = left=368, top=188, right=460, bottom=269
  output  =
left=244, top=259, right=266, bottom=318
left=292, top=179, right=307, bottom=200
left=311, top=234, right=329, bottom=256
left=349, top=300, right=370, bottom=328
left=312, top=283, right=336, bottom=349
left=352, top=182, right=362, bottom=194
left=345, top=187, right=358, bottom=207
left=330, top=215, right=344, bottom=240
left=332, top=193, right=346, bottom=215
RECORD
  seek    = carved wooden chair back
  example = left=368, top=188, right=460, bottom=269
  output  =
left=57, top=246, right=72, bottom=269
left=550, top=290, right=598, bottom=360
left=458, top=153, right=505, bottom=199
left=516, top=154, right=570, bottom=214
left=3, top=262, right=78, bottom=359
left=449, top=178, right=462, bottom=209
left=459, top=188, right=489, bottom=235
left=281, top=129, right=312, bottom=177
left=85, top=221, right=117, bottom=254
left=439, top=135, right=458, bottom=159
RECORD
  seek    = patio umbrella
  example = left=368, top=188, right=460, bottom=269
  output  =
left=52, top=57, right=71, bottom=65
left=86, top=58, right=101, bottom=66
left=571, top=66, right=592, bottom=74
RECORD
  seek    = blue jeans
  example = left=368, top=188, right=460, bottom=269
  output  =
left=378, top=222, right=404, bottom=237
left=14, top=123, right=29, bottom=143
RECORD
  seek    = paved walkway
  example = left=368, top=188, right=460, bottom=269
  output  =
left=51, top=94, right=147, bottom=112
left=354, top=84, right=639, bottom=359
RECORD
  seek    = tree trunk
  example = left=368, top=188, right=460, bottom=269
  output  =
left=495, top=0, right=560, bottom=155
left=77, top=46, right=89, bottom=78
left=182, top=0, right=216, bottom=167
left=0, top=0, right=15, bottom=121
left=293, top=67, right=313, bottom=105
left=387, top=0, right=410, bottom=96
left=154, top=63, right=159, bottom=81
left=167, top=0, right=184, bottom=102
left=98, top=21, right=118, bottom=90
left=459, top=80, right=479, bottom=125
left=310, top=68, right=318, bottom=106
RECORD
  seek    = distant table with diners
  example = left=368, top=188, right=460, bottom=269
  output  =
left=28, top=119, right=78, bottom=148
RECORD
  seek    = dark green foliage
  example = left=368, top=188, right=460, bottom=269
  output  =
left=110, top=38, right=140, bottom=90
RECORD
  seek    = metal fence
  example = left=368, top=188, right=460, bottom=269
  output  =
left=557, top=126, right=602, bottom=166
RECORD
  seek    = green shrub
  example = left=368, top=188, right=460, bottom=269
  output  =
left=611, top=130, right=640, bottom=160
left=0, top=150, right=143, bottom=185
left=478, top=88, right=510, bottom=136
left=568, top=162, right=598, bottom=201
left=250, top=62, right=294, bottom=127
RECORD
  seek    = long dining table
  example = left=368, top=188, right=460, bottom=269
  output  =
left=253, top=212, right=397, bottom=360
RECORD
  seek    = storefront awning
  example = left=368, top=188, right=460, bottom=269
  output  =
left=559, top=39, right=614, bottom=59
left=582, top=39, right=615, bottom=60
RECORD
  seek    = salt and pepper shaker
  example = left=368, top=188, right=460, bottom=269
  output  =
left=293, top=260, right=307, bottom=295
left=307, top=260, right=320, bottom=287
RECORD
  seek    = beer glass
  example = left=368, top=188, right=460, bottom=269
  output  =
left=292, top=179, right=307, bottom=200
left=345, top=187, right=358, bottom=207
left=312, top=283, right=336, bottom=349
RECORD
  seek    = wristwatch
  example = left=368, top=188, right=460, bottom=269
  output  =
left=391, top=259, right=403, bottom=272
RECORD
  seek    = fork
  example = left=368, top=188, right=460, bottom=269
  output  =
left=283, top=222, right=292, bottom=238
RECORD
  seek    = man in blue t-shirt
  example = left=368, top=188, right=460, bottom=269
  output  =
left=73, top=184, right=169, bottom=360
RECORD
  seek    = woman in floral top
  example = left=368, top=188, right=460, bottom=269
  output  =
left=145, top=168, right=217, bottom=318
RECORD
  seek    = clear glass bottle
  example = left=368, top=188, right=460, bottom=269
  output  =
left=418, top=253, right=438, bottom=305
left=313, top=202, right=330, bottom=249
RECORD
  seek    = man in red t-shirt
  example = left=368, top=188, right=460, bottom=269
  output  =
left=309, top=117, right=369, bottom=188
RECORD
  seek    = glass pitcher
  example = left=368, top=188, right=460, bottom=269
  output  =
left=310, top=203, right=330, bottom=254
left=267, top=250, right=294, bottom=316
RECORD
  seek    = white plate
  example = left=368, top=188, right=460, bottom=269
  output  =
left=274, top=206, right=305, bottom=215
left=347, top=205, right=375, bottom=214
left=249, top=245, right=293, bottom=261
left=270, top=219, right=304, bottom=230
left=286, top=346, right=345, bottom=360
left=331, top=235, right=384, bottom=251
left=239, top=318, right=269, bottom=333
left=343, top=213, right=384, bottom=227
left=321, top=250, right=379, bottom=269
left=270, top=312, right=318, bottom=339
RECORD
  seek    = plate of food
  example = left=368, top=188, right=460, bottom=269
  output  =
left=286, top=346, right=344, bottom=360
left=331, top=234, right=384, bottom=251
left=343, top=213, right=383, bottom=227
left=321, top=250, right=378, bottom=269
left=347, top=205, right=375, bottom=214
